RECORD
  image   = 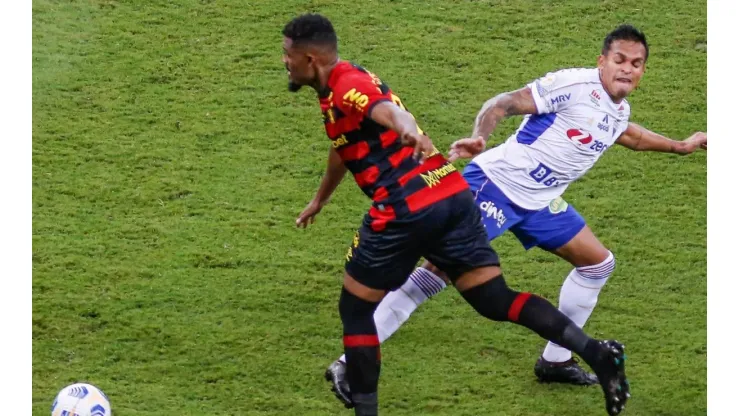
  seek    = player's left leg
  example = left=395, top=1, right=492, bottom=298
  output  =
left=326, top=261, right=447, bottom=405
left=333, top=220, right=424, bottom=415
left=339, top=273, right=386, bottom=416
left=511, top=198, right=614, bottom=385
left=426, top=191, right=629, bottom=415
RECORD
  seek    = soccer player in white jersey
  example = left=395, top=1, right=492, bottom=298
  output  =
left=324, top=24, right=706, bottom=403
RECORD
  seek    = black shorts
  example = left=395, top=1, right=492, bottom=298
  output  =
left=344, top=190, right=501, bottom=291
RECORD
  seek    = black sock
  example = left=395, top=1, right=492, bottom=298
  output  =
left=460, top=275, right=603, bottom=368
left=338, top=288, right=380, bottom=414
left=352, top=392, right=379, bottom=416
left=517, top=295, right=603, bottom=367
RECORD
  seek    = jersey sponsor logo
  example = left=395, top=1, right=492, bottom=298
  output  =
left=343, top=88, right=370, bottom=109
left=419, top=163, right=457, bottom=188
left=590, top=89, right=601, bottom=106
left=345, top=231, right=360, bottom=262
left=567, top=129, right=609, bottom=152
left=550, top=93, right=571, bottom=105
left=331, top=135, right=348, bottom=148
left=529, top=162, right=560, bottom=187
left=589, top=140, right=609, bottom=152
left=597, top=114, right=610, bottom=132
left=479, top=201, right=507, bottom=228
left=566, top=128, right=593, bottom=144
left=548, top=197, right=569, bottom=214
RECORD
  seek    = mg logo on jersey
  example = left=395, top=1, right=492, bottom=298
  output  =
left=566, top=128, right=593, bottom=145
left=479, top=201, right=507, bottom=228
left=342, top=88, right=369, bottom=109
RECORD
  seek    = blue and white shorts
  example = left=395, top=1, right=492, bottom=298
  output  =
left=463, top=162, right=586, bottom=251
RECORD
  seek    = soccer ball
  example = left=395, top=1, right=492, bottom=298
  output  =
left=51, top=383, right=111, bottom=416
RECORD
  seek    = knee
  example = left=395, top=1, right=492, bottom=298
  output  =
left=575, top=251, right=615, bottom=288
left=460, top=274, right=518, bottom=321
left=339, top=288, right=380, bottom=325
left=421, top=261, right=451, bottom=284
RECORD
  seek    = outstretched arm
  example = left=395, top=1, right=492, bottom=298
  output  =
left=472, top=87, right=540, bottom=141
left=449, top=87, right=538, bottom=160
left=616, top=122, right=707, bottom=155
left=369, top=101, right=435, bottom=161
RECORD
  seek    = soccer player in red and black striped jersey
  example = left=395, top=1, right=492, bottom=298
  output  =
left=282, top=14, right=629, bottom=416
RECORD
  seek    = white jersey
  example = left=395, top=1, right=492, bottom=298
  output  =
left=472, top=68, right=631, bottom=210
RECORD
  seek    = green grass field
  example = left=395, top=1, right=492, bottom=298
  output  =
left=32, top=1, right=706, bottom=414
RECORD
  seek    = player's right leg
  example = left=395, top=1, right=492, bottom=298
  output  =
left=538, top=225, right=613, bottom=385
left=508, top=199, right=608, bottom=385
left=425, top=191, right=629, bottom=416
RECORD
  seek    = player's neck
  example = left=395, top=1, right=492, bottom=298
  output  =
left=310, top=57, right=341, bottom=93
left=604, top=89, right=625, bottom=104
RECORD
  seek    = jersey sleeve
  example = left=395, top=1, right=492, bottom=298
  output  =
left=527, top=70, right=584, bottom=114
left=332, top=72, right=392, bottom=118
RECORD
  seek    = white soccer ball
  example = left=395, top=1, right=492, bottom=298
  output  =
left=51, top=383, right=112, bottom=416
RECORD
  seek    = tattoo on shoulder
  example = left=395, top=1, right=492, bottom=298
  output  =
left=506, top=88, right=537, bottom=115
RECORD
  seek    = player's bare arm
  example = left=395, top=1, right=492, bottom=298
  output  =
left=296, top=146, right=347, bottom=228
left=369, top=101, right=435, bottom=161
left=616, top=122, right=707, bottom=155
left=473, top=86, right=539, bottom=140
left=449, top=87, right=539, bottom=161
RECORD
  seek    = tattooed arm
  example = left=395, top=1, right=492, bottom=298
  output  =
left=472, top=87, right=539, bottom=142
left=449, top=87, right=539, bottom=160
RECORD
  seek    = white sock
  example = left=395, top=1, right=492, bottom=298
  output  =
left=339, top=267, right=446, bottom=363
left=542, top=252, right=615, bottom=363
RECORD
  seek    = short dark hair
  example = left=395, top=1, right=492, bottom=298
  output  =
left=282, top=13, right=337, bottom=50
left=602, top=24, right=649, bottom=61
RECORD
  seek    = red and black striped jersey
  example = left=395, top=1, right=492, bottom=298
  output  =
left=318, top=61, right=469, bottom=231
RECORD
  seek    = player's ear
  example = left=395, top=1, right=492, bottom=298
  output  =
left=597, top=54, right=605, bottom=68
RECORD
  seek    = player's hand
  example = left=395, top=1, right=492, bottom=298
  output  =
left=448, top=136, right=486, bottom=162
left=401, top=131, right=435, bottom=162
left=296, top=199, right=324, bottom=228
left=677, top=132, right=707, bottom=155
